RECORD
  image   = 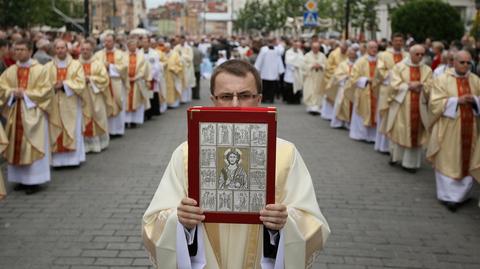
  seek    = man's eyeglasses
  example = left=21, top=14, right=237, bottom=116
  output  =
left=214, top=92, right=260, bottom=102
left=458, top=61, right=472, bottom=66
left=415, top=53, right=425, bottom=57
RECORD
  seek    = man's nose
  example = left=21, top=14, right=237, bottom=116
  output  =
left=232, top=96, right=240, bottom=107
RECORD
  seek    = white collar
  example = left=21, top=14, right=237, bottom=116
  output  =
left=17, top=59, right=32, bottom=68
left=404, top=57, right=422, bottom=67
left=57, top=58, right=67, bottom=68
left=367, top=55, right=377, bottom=62
left=453, top=70, right=469, bottom=78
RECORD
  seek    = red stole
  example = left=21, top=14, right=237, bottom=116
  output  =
left=368, top=60, right=377, bottom=127
left=82, top=63, right=91, bottom=76
left=127, top=54, right=137, bottom=112
left=456, top=77, right=474, bottom=178
left=409, top=67, right=421, bottom=147
left=13, top=67, right=30, bottom=165
left=106, top=51, right=115, bottom=98
left=393, top=53, right=403, bottom=64
left=55, top=67, right=72, bottom=152
left=348, top=64, right=354, bottom=121
left=82, top=63, right=94, bottom=138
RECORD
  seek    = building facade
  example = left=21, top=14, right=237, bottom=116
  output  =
left=91, top=0, right=147, bottom=32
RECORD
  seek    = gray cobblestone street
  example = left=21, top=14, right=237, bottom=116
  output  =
left=1, top=80, right=479, bottom=269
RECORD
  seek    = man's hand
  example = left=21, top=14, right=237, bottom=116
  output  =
left=408, top=82, right=422, bottom=92
left=129, top=77, right=136, bottom=82
left=13, top=89, right=24, bottom=99
left=177, top=198, right=205, bottom=230
left=54, top=81, right=63, bottom=92
left=458, top=94, right=475, bottom=105
left=260, top=204, right=288, bottom=231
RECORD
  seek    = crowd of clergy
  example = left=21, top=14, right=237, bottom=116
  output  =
left=0, top=28, right=479, bottom=212
left=0, top=30, right=203, bottom=196
left=275, top=33, right=480, bottom=212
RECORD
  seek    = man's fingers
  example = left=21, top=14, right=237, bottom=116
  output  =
left=260, top=215, right=287, bottom=225
left=178, top=216, right=203, bottom=230
left=177, top=198, right=205, bottom=229
left=262, top=221, right=284, bottom=231
left=180, top=217, right=202, bottom=227
left=178, top=210, right=205, bottom=221
left=260, top=204, right=288, bottom=228
left=181, top=197, right=198, bottom=206
left=178, top=204, right=204, bottom=214
left=260, top=209, right=288, bottom=218
left=265, top=204, right=287, bottom=212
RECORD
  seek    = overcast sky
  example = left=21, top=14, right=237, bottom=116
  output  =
left=146, top=0, right=168, bottom=9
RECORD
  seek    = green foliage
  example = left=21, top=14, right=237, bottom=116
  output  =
left=391, top=0, right=464, bottom=42
left=234, top=0, right=268, bottom=33
left=234, top=0, right=379, bottom=35
left=0, top=0, right=83, bottom=28
left=350, top=0, right=379, bottom=39
left=470, top=11, right=480, bottom=39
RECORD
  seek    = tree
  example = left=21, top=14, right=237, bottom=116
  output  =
left=234, top=0, right=379, bottom=36
left=470, top=10, right=480, bottom=39
left=0, top=0, right=82, bottom=28
left=234, top=0, right=268, bottom=34
left=391, top=0, right=464, bottom=43
left=339, top=0, right=378, bottom=40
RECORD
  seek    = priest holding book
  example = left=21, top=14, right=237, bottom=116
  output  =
left=143, top=60, right=330, bottom=268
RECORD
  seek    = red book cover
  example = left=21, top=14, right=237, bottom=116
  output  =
left=187, top=106, right=277, bottom=224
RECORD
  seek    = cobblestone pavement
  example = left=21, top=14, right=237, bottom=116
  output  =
left=0, top=80, right=479, bottom=269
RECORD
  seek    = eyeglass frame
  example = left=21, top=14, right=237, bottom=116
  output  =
left=458, top=60, right=472, bottom=66
left=212, top=91, right=262, bottom=103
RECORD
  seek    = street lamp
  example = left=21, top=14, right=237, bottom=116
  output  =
left=84, top=0, right=89, bottom=36
left=344, top=0, right=351, bottom=39
left=203, top=0, right=207, bottom=34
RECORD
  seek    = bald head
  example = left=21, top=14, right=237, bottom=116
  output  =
left=127, top=38, right=138, bottom=53
left=454, top=50, right=472, bottom=75
left=367, top=41, right=378, bottom=57
left=54, top=39, right=68, bottom=60
left=104, top=34, right=115, bottom=50
left=409, top=44, right=425, bottom=64
left=347, top=47, right=357, bottom=61
left=454, top=50, right=471, bottom=62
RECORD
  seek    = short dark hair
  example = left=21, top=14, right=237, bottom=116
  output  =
left=14, top=38, right=33, bottom=50
left=392, top=32, right=404, bottom=40
left=81, top=39, right=96, bottom=48
left=210, top=59, right=262, bottom=95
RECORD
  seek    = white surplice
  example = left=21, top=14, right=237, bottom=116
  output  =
left=52, top=97, right=86, bottom=167
left=143, top=138, right=330, bottom=269
left=8, top=117, right=50, bottom=185
left=254, top=46, right=285, bottom=81
left=374, top=109, right=390, bottom=153
left=435, top=171, right=473, bottom=203
left=125, top=104, right=145, bottom=124
left=320, top=96, right=333, bottom=120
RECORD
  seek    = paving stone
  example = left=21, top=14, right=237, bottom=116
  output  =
left=0, top=80, right=479, bottom=269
